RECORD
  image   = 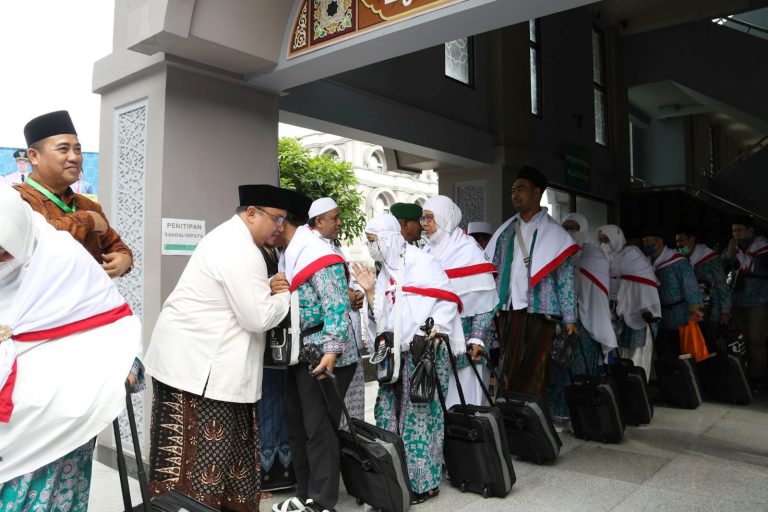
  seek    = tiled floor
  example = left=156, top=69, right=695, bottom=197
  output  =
left=90, top=383, right=768, bottom=511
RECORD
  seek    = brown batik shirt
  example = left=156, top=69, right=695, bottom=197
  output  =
left=14, top=181, right=133, bottom=264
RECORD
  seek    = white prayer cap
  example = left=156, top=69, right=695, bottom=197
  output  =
left=308, top=197, right=339, bottom=218
left=467, top=221, right=493, bottom=235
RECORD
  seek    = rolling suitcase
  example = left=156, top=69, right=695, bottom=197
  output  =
left=656, top=354, right=703, bottom=409
left=115, top=383, right=217, bottom=512
left=609, top=355, right=654, bottom=425
left=437, top=334, right=516, bottom=498
left=322, top=370, right=413, bottom=512
left=565, top=340, right=624, bottom=444
left=698, top=353, right=752, bottom=405
left=485, top=354, right=561, bottom=463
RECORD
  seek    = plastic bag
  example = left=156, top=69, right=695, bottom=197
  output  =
left=679, top=315, right=709, bottom=362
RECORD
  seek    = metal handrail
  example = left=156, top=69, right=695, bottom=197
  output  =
left=715, top=133, right=768, bottom=175
left=713, top=16, right=768, bottom=37
left=630, top=184, right=768, bottom=222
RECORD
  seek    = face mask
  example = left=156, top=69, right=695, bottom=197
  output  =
left=678, top=246, right=690, bottom=256
left=366, top=240, right=384, bottom=262
left=569, top=231, right=585, bottom=245
left=641, top=244, right=656, bottom=257
left=600, top=242, right=613, bottom=255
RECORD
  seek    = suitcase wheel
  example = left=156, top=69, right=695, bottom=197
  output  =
left=459, top=482, right=467, bottom=493
left=482, top=486, right=490, bottom=499
left=356, top=497, right=365, bottom=506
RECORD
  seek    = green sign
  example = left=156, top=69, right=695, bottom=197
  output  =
left=564, top=145, right=591, bottom=192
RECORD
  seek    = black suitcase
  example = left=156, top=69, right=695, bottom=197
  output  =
left=115, top=384, right=217, bottom=512
left=656, top=355, right=703, bottom=409
left=322, top=371, right=413, bottom=512
left=609, top=356, right=654, bottom=425
left=484, top=354, right=561, bottom=464
left=565, top=340, right=624, bottom=444
left=698, top=353, right=752, bottom=405
left=437, top=334, right=516, bottom=498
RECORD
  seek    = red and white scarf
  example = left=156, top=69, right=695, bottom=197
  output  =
left=486, top=208, right=580, bottom=288
left=653, top=246, right=687, bottom=271
left=282, top=225, right=345, bottom=292
left=689, top=243, right=718, bottom=268
left=736, top=236, right=768, bottom=273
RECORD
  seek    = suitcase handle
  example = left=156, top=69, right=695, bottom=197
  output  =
left=114, top=381, right=152, bottom=512
left=317, top=369, right=372, bottom=472
left=467, top=354, right=495, bottom=406
left=433, top=332, right=477, bottom=432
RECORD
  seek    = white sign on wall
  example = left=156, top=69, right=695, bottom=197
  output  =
left=161, top=218, right=206, bottom=256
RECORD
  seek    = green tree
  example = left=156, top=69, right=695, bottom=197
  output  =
left=278, top=137, right=365, bottom=242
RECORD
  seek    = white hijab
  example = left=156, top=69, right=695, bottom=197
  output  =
left=363, top=213, right=465, bottom=354
left=423, top=195, right=498, bottom=317
left=0, top=184, right=39, bottom=286
left=0, top=184, right=140, bottom=482
left=563, top=212, right=588, bottom=246
left=597, top=224, right=660, bottom=330
left=365, top=214, right=406, bottom=274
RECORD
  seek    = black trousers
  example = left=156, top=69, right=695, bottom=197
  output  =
left=285, top=362, right=356, bottom=510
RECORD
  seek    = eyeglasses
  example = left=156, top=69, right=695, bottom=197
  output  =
left=563, top=226, right=580, bottom=232
left=255, top=206, right=286, bottom=227
left=511, top=185, right=531, bottom=193
left=419, top=215, right=435, bottom=224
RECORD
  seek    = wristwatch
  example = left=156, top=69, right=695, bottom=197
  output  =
left=123, top=265, right=134, bottom=276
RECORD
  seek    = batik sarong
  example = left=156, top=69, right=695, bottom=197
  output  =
left=148, top=378, right=260, bottom=511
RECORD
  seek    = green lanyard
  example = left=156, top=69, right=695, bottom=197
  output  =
left=25, top=177, right=77, bottom=213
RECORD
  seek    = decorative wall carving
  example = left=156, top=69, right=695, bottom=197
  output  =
left=455, top=180, right=486, bottom=228
left=113, top=100, right=148, bottom=452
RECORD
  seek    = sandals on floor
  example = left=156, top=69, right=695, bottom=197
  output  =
left=272, top=497, right=307, bottom=512
left=411, top=487, right=440, bottom=505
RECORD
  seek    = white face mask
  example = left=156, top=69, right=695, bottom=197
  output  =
left=600, top=242, right=613, bottom=256
left=366, top=240, right=384, bottom=262
left=569, top=231, right=586, bottom=245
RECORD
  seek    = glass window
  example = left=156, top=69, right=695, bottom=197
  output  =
left=592, top=27, right=608, bottom=146
left=445, top=37, right=473, bottom=85
left=368, top=152, right=383, bottom=172
left=373, top=193, right=391, bottom=216
left=529, top=20, right=543, bottom=116
left=575, top=195, right=609, bottom=245
left=541, top=187, right=572, bottom=222
left=323, top=148, right=339, bottom=159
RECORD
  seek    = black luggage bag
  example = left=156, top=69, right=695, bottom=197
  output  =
left=324, top=372, right=413, bottom=512
left=565, top=340, right=624, bottom=444
left=115, top=383, right=216, bottom=512
left=486, top=353, right=561, bottom=464
left=656, top=355, right=703, bottom=409
left=609, top=355, right=654, bottom=425
left=698, top=353, right=752, bottom=405
left=438, top=334, right=516, bottom=498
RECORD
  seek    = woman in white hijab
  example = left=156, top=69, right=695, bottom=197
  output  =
left=597, top=224, right=661, bottom=375
left=421, top=195, right=499, bottom=406
left=352, top=213, right=464, bottom=504
left=547, top=213, right=618, bottom=427
left=0, top=184, right=140, bottom=509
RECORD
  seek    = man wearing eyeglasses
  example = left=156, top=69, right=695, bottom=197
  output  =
left=144, top=184, right=292, bottom=511
left=485, top=166, right=579, bottom=397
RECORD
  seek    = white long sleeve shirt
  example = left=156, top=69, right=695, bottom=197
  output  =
left=145, top=215, right=290, bottom=403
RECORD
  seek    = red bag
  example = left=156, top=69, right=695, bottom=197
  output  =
left=679, top=315, right=709, bottom=362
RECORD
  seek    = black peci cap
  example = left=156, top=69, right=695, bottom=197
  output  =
left=24, top=110, right=77, bottom=146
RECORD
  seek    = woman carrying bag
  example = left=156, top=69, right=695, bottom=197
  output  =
left=352, top=213, right=464, bottom=504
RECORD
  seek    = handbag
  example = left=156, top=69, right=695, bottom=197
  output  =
left=679, top=315, right=709, bottom=362
left=370, top=331, right=400, bottom=384
left=551, top=322, right=578, bottom=369
left=369, top=254, right=404, bottom=384
left=409, top=323, right=437, bottom=403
